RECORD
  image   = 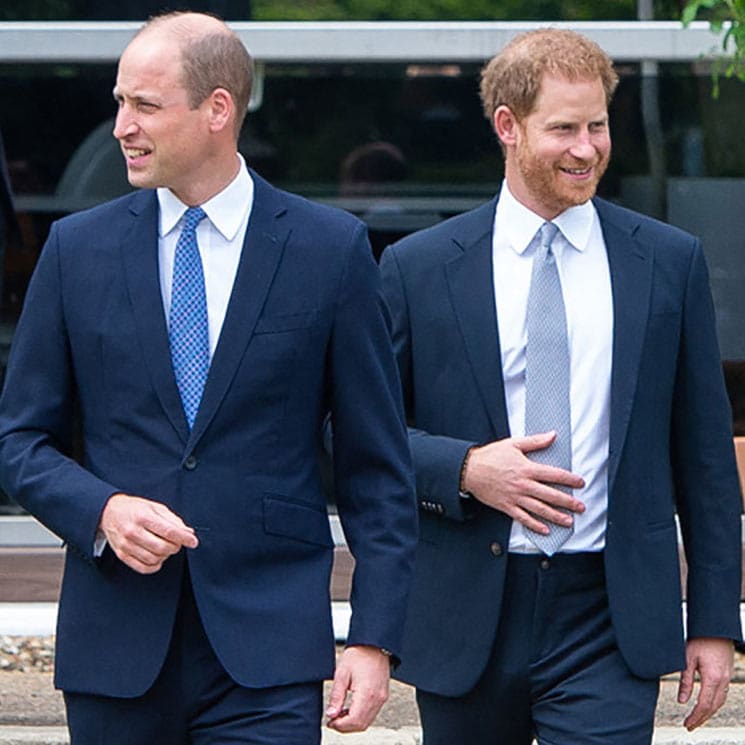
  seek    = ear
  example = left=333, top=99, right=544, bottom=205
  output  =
left=494, top=104, right=519, bottom=148
left=206, top=87, right=234, bottom=134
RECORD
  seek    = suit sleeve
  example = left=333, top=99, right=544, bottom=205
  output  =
left=379, top=245, right=477, bottom=523
left=0, top=223, right=119, bottom=560
left=328, top=222, right=418, bottom=657
left=671, top=239, right=743, bottom=641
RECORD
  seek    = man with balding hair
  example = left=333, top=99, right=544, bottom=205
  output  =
left=0, top=12, right=417, bottom=744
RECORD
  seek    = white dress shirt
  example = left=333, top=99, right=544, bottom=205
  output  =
left=157, top=154, right=254, bottom=358
left=492, top=182, right=613, bottom=553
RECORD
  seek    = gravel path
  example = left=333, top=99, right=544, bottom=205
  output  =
left=2, top=637, right=745, bottom=729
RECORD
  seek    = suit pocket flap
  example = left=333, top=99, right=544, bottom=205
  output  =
left=263, top=495, right=334, bottom=547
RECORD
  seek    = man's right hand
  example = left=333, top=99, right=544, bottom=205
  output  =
left=462, top=431, right=585, bottom=535
left=99, top=493, right=198, bottom=574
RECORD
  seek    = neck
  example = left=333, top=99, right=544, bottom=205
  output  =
left=173, top=152, right=241, bottom=207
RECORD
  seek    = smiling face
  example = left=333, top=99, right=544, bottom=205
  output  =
left=112, top=31, right=215, bottom=204
left=496, top=73, right=611, bottom=220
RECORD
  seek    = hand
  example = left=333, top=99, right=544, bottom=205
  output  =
left=99, top=493, right=198, bottom=574
left=325, top=645, right=390, bottom=733
left=462, top=432, right=585, bottom=535
left=678, top=637, right=734, bottom=731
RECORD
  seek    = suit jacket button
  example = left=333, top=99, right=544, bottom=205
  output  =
left=489, top=542, right=503, bottom=557
left=184, top=455, right=198, bottom=470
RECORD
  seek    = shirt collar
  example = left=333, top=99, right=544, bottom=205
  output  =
left=494, top=180, right=597, bottom=255
left=157, top=154, right=253, bottom=241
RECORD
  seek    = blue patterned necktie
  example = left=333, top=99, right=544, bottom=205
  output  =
left=169, top=206, right=209, bottom=430
left=524, top=222, right=573, bottom=555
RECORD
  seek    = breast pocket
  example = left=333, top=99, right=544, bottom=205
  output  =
left=253, top=310, right=318, bottom=335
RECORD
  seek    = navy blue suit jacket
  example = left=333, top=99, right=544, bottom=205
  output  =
left=380, top=196, right=742, bottom=697
left=0, top=171, right=417, bottom=697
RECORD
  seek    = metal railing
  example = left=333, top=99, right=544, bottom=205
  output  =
left=0, top=20, right=728, bottom=64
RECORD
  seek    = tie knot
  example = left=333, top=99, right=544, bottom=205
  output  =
left=182, top=206, right=206, bottom=233
left=540, top=221, right=559, bottom=248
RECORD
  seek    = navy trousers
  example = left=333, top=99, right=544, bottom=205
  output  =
left=65, top=569, right=323, bottom=745
left=417, top=552, right=660, bottom=745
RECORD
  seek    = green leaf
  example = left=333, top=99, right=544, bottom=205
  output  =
left=682, top=5, right=699, bottom=25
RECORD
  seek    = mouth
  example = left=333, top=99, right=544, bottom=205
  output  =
left=123, top=146, right=152, bottom=162
left=559, top=165, right=593, bottom=177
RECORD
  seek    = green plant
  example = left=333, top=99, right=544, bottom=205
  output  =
left=683, top=0, right=745, bottom=95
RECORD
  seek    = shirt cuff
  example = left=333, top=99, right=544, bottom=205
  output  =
left=93, top=530, right=107, bottom=557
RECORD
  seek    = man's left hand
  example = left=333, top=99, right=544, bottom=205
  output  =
left=678, top=636, right=734, bottom=731
left=325, top=645, right=390, bottom=733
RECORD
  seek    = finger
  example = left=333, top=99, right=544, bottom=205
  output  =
left=109, top=517, right=185, bottom=557
left=527, top=482, right=586, bottom=513
left=154, top=523, right=199, bottom=549
left=684, top=685, right=718, bottom=731
left=711, top=682, right=730, bottom=715
left=327, top=685, right=387, bottom=733
left=109, top=529, right=176, bottom=565
left=117, top=552, right=165, bottom=575
left=141, top=513, right=198, bottom=549
left=515, top=497, right=575, bottom=530
left=528, top=464, right=586, bottom=490
left=685, top=678, right=730, bottom=731
left=513, top=510, right=552, bottom=534
left=324, top=708, right=350, bottom=730
left=327, top=703, right=377, bottom=732
left=684, top=703, right=708, bottom=731
left=508, top=505, right=552, bottom=534
left=513, top=431, right=557, bottom=452
left=129, top=533, right=183, bottom=562
left=678, top=665, right=694, bottom=704
left=325, top=668, right=351, bottom=722
left=101, top=495, right=197, bottom=547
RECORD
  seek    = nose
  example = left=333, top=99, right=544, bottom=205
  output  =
left=568, top=132, right=597, bottom=161
left=113, top=105, right=138, bottom=140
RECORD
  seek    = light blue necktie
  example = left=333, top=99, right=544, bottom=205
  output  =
left=169, top=206, right=209, bottom=430
left=524, top=222, right=573, bottom=555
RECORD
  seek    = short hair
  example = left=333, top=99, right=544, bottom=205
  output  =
left=139, top=12, right=253, bottom=138
left=479, top=28, right=619, bottom=125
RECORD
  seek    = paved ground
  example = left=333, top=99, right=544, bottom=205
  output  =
left=3, top=659, right=745, bottom=729
left=2, top=638, right=745, bottom=745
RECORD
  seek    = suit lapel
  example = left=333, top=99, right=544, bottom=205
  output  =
left=596, top=199, right=653, bottom=494
left=119, top=191, right=190, bottom=442
left=187, top=172, right=288, bottom=448
left=445, top=199, right=510, bottom=437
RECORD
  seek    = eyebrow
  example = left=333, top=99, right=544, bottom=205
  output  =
left=112, top=89, right=162, bottom=107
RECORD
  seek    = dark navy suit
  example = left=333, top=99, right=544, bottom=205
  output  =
left=379, top=197, right=742, bottom=716
left=0, top=170, right=417, bottom=701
